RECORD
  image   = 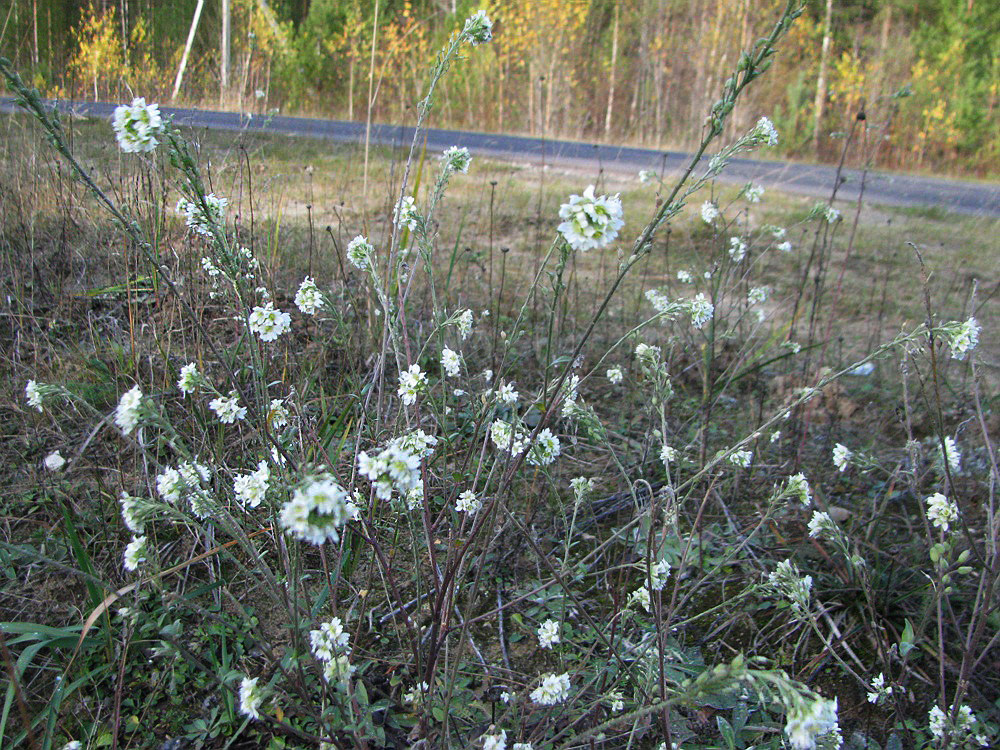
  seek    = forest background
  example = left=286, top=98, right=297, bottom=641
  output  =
left=1, top=0, right=998, bottom=177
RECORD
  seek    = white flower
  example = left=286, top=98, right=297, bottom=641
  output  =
left=832, top=443, right=851, bottom=472
left=497, top=382, right=518, bottom=404
left=394, top=195, right=419, bottom=230
left=608, top=692, right=625, bottom=713
left=462, top=9, right=493, bottom=45
left=607, top=366, right=624, bottom=384
left=234, top=461, right=270, bottom=508
left=743, top=183, right=765, bottom=203
left=659, top=444, right=676, bottom=468
left=346, top=235, right=374, bottom=270
left=115, top=385, right=144, bottom=435
left=557, top=185, right=625, bottom=252
left=824, top=206, right=840, bottom=223
left=177, top=362, right=200, bottom=394
left=786, top=473, right=811, bottom=506
left=630, top=585, right=651, bottom=612
left=777, top=240, right=793, bottom=253
left=456, top=309, right=474, bottom=340
left=530, top=673, right=571, bottom=705
left=482, top=730, right=507, bottom=750
left=729, top=449, right=753, bottom=468
left=25, top=380, right=44, bottom=411
left=938, top=436, right=961, bottom=473
left=638, top=169, right=656, bottom=183
left=268, top=398, right=290, bottom=430
left=635, top=342, right=661, bottom=363
left=119, top=492, right=146, bottom=534
left=456, top=490, right=482, bottom=514
left=528, top=428, right=561, bottom=466
left=748, top=286, right=770, bottom=305
left=239, top=676, right=265, bottom=720
left=398, top=363, right=428, bottom=406
left=784, top=697, right=839, bottom=750
left=689, top=293, right=714, bottom=329
left=490, top=420, right=527, bottom=457
left=310, top=616, right=351, bottom=661
left=866, top=673, right=892, bottom=705
left=925, top=492, right=959, bottom=533
left=676, top=269, right=693, bottom=283
left=807, top=511, right=836, bottom=539
left=441, top=348, right=462, bottom=377
left=62, top=743, right=83, bottom=750
left=537, top=619, right=560, bottom=649
left=768, top=559, right=812, bottom=616
left=500, top=691, right=514, bottom=704
left=358, top=435, right=429, bottom=500
left=209, top=391, right=247, bottom=424
left=512, top=744, right=533, bottom=750
left=946, top=317, right=981, bottom=360
left=176, top=194, right=227, bottom=236
left=700, top=201, right=719, bottom=224
left=123, top=535, right=148, bottom=572
left=404, top=681, right=430, bottom=705
left=279, top=477, right=358, bottom=545
left=248, top=302, right=291, bottom=342
left=112, top=97, right=163, bottom=153
left=295, top=277, right=325, bottom=314
left=441, top=146, right=472, bottom=174
left=44, top=450, right=66, bottom=471
left=728, top=236, right=747, bottom=263
left=752, top=116, right=779, bottom=146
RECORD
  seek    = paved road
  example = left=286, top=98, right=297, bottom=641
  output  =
left=3, top=97, right=998, bottom=217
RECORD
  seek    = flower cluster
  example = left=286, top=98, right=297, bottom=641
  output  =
left=119, top=492, right=149, bottom=534
left=729, top=449, right=753, bottom=468
left=456, top=490, right=482, bottom=514
left=925, top=492, right=959, bottom=533
left=279, top=477, right=358, bottom=545
left=157, top=461, right=213, bottom=517
left=248, top=302, right=292, bottom=342
left=177, top=363, right=201, bottom=394
left=462, top=10, right=493, bottom=45
left=176, top=194, right=227, bottom=237
left=832, top=443, right=851, bottom=472
left=660, top=444, right=676, bottom=468
left=112, top=98, right=164, bottom=153
left=358, top=431, right=436, bottom=501
left=750, top=116, right=779, bottom=147
left=394, top=196, right=420, bottom=230
left=557, top=185, right=624, bottom=252
left=866, top=673, right=892, bottom=705
left=398, top=363, right=428, bottom=406
left=728, top=236, right=747, bottom=262
left=123, top=535, right=148, bottom=572
left=928, top=703, right=991, bottom=748
left=700, top=201, right=720, bottom=224
left=638, top=169, right=656, bottom=184
left=807, top=511, right=837, bottom=539
left=441, top=348, right=462, bottom=377
left=346, top=235, right=375, bottom=270
left=115, top=385, right=145, bottom=435
left=441, top=146, right=472, bottom=174
left=456, top=308, right=475, bottom=339
left=239, top=676, right=266, bottom=720
left=784, top=696, right=839, bottom=750
left=786, top=473, right=811, bottom=506
left=606, top=366, right=623, bottom=385
left=234, top=460, right=270, bottom=508
left=944, top=317, right=981, bottom=361
left=537, top=619, right=560, bottom=648
left=25, top=379, right=48, bottom=412
left=937, top=435, right=961, bottom=474
left=689, top=293, right=714, bottom=329
left=530, top=673, right=571, bottom=705
left=489, top=420, right=561, bottom=466
left=497, top=382, right=518, bottom=404
left=209, top=391, right=247, bottom=424
left=295, top=277, right=325, bottom=315
left=767, top=559, right=812, bottom=617
left=742, top=183, right=765, bottom=203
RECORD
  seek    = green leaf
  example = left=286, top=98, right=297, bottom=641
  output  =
left=717, top=715, right=736, bottom=750
left=900, top=619, right=916, bottom=657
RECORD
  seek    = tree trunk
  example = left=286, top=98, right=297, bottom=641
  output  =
left=221, top=0, right=231, bottom=102
left=173, top=0, right=206, bottom=102
left=604, top=1, right=619, bottom=137
left=813, top=0, right=833, bottom=155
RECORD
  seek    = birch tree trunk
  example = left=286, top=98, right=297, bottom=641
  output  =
left=813, top=0, right=833, bottom=154
left=604, top=1, right=619, bottom=137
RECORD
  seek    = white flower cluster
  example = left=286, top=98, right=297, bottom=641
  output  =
left=606, top=366, right=623, bottom=385
left=928, top=703, right=991, bottom=747
left=660, top=444, right=676, bottom=468
left=784, top=696, right=839, bottom=750
left=209, top=391, right=247, bottom=424
left=456, top=490, right=482, bottom=514
left=239, top=676, right=265, bottom=720
left=489, top=421, right=561, bottom=466
left=279, top=477, right=358, bottom=545
left=248, top=302, right=292, bottom=342
left=497, top=382, right=518, bottom=404
left=234, top=460, right=270, bottom=508
left=748, top=286, right=770, bottom=306
left=26, top=379, right=61, bottom=412
left=462, top=10, right=493, bottom=45
left=295, top=277, right=325, bottom=315
left=310, top=616, right=351, bottom=662
left=441, top=145, right=472, bottom=174
left=346, top=235, right=375, bottom=271
left=945, top=317, right=981, bottom=361
left=177, top=363, right=201, bottom=394
left=530, top=672, right=571, bottom=705
left=925, top=492, right=959, bottom=533
left=751, top=116, right=779, bottom=147
left=112, top=98, right=164, bottom=153
left=689, top=293, right=714, bottom=329
left=560, top=374, right=581, bottom=418
left=807, top=511, right=837, bottom=539
left=832, top=443, right=852, bottom=472
left=700, top=201, right=719, bottom=224
left=394, top=196, right=420, bottom=231
left=937, top=435, right=961, bottom=474
left=786, top=473, right=811, bottom=506
left=743, top=183, right=765, bottom=203
left=115, top=385, right=145, bottom=435
left=729, top=449, right=753, bottom=468
left=768, top=559, right=812, bottom=617
left=123, top=535, right=148, bottom=572
left=866, top=673, right=893, bottom=705
left=537, top=619, right=560, bottom=649
left=482, top=730, right=506, bottom=750
left=441, top=348, right=462, bottom=377
left=176, top=194, right=227, bottom=237
left=358, top=431, right=437, bottom=501
left=557, top=185, right=625, bottom=252
left=728, top=236, right=747, bottom=263
left=119, top=492, right=148, bottom=534
left=157, top=461, right=213, bottom=517
left=398, top=363, right=428, bottom=406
